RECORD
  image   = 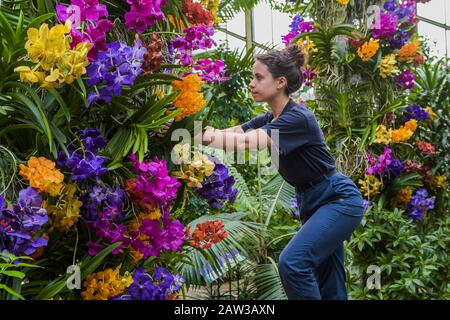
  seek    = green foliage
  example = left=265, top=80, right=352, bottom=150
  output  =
left=105, top=89, right=182, bottom=164
left=267, top=0, right=312, bottom=15
left=346, top=200, right=449, bottom=299
left=0, top=9, right=67, bottom=159
left=414, top=58, right=449, bottom=108
left=204, top=45, right=256, bottom=129
left=412, top=57, right=450, bottom=186
left=0, top=252, right=41, bottom=300
left=298, top=24, right=359, bottom=71
left=250, top=257, right=287, bottom=300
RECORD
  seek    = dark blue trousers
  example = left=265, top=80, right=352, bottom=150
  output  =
left=278, top=172, right=365, bottom=300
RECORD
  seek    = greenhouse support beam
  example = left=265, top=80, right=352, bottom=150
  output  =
left=245, top=8, right=254, bottom=52
left=417, top=15, right=450, bottom=31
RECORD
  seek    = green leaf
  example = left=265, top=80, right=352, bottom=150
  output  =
left=7, top=88, right=53, bottom=153
left=253, top=257, right=286, bottom=300
left=0, top=123, right=42, bottom=137
left=14, top=11, right=24, bottom=40
left=0, top=270, right=25, bottom=279
left=34, top=278, right=68, bottom=300
left=0, top=11, right=16, bottom=47
left=0, top=284, right=25, bottom=300
left=107, top=161, right=123, bottom=170
left=80, top=242, right=123, bottom=280
left=49, top=89, right=70, bottom=122
left=26, top=13, right=55, bottom=29
left=263, top=174, right=295, bottom=226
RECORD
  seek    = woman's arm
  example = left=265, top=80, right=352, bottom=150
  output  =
left=201, top=128, right=271, bottom=152
left=219, top=125, right=244, bottom=133
left=204, top=125, right=244, bottom=134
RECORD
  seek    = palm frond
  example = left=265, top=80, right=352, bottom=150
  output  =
left=298, top=24, right=359, bottom=72
left=250, top=257, right=286, bottom=300
left=217, top=0, right=263, bottom=22
left=105, top=91, right=181, bottom=163
left=261, top=173, right=296, bottom=226
left=414, top=58, right=449, bottom=107
left=177, top=212, right=263, bottom=288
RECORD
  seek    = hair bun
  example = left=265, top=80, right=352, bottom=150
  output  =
left=285, top=44, right=307, bottom=69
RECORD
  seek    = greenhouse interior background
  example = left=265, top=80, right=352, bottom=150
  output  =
left=216, top=0, right=449, bottom=58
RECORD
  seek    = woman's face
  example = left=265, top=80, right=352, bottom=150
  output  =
left=250, top=60, right=286, bottom=102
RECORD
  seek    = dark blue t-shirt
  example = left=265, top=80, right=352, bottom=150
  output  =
left=241, top=99, right=336, bottom=187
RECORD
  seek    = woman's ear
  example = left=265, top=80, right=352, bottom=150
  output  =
left=277, top=76, right=287, bottom=90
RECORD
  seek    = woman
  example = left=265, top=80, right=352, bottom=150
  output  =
left=200, top=44, right=365, bottom=300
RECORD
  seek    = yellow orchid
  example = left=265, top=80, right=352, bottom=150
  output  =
left=201, top=0, right=221, bottom=23
left=14, top=66, right=44, bottom=83
left=47, top=184, right=82, bottom=231
left=15, top=20, right=90, bottom=90
left=358, top=175, right=382, bottom=198
left=296, top=36, right=318, bottom=55
left=172, top=143, right=191, bottom=164
left=395, top=186, right=413, bottom=204
left=378, top=54, right=400, bottom=78
left=430, top=176, right=447, bottom=190
left=173, top=151, right=215, bottom=188
left=155, top=88, right=165, bottom=100
left=26, top=21, right=71, bottom=70
left=81, top=266, right=132, bottom=300
left=375, top=124, right=392, bottom=144
left=56, top=41, right=91, bottom=85
left=26, top=24, right=48, bottom=63
left=190, top=152, right=215, bottom=174
left=425, top=106, right=438, bottom=122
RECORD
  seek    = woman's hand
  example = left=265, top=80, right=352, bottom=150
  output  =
left=192, top=125, right=215, bottom=146
left=204, top=126, right=217, bottom=132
